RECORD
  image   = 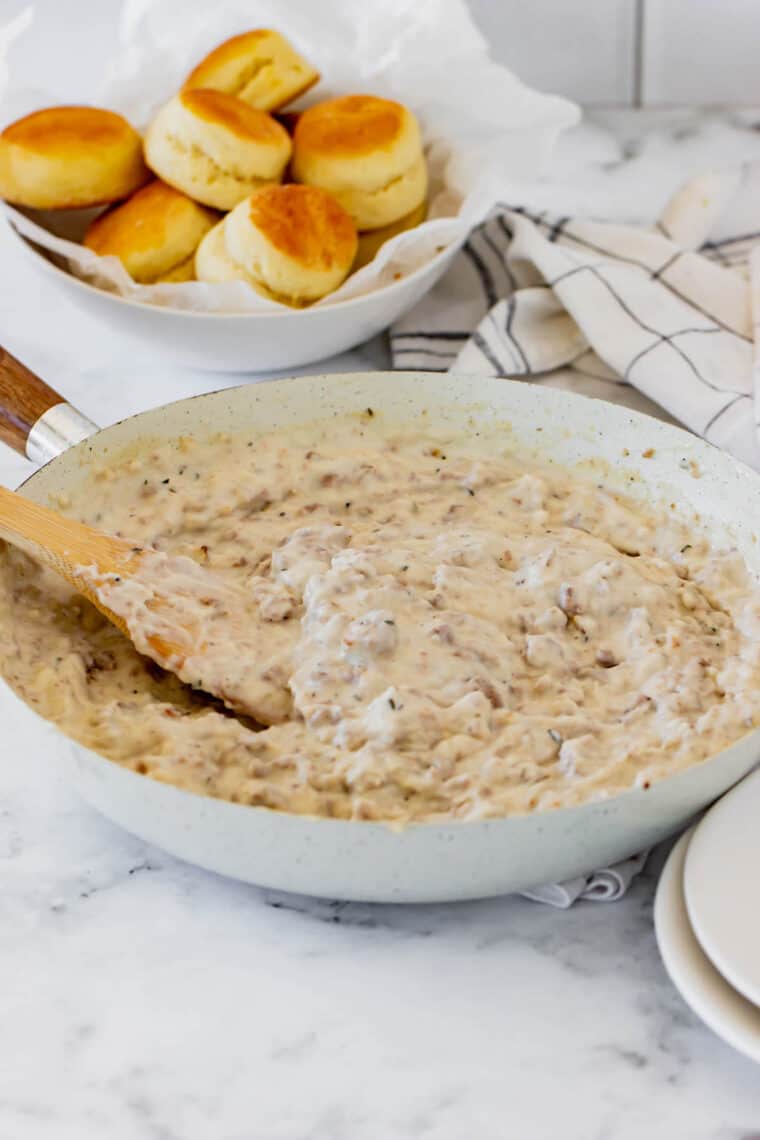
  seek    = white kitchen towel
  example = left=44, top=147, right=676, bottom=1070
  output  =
left=392, top=162, right=760, bottom=905
left=391, top=162, right=760, bottom=470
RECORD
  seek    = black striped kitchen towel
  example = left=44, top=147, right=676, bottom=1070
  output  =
left=391, top=165, right=760, bottom=469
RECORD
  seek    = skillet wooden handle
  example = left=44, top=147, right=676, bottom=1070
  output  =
left=0, top=346, right=64, bottom=456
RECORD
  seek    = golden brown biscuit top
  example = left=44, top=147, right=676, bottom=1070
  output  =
left=2, top=106, right=138, bottom=153
left=248, top=184, right=357, bottom=269
left=84, top=180, right=213, bottom=257
left=293, top=95, right=407, bottom=157
left=183, top=28, right=273, bottom=87
left=179, top=88, right=289, bottom=144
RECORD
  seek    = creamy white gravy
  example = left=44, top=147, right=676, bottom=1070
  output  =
left=2, top=418, right=760, bottom=823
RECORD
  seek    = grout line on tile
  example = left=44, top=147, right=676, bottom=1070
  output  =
left=633, top=0, right=645, bottom=107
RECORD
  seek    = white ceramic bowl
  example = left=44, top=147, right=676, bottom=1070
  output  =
left=7, top=218, right=463, bottom=372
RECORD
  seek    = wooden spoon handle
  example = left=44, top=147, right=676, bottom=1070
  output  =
left=0, top=345, right=97, bottom=461
left=0, top=484, right=135, bottom=580
left=0, top=485, right=187, bottom=657
left=0, top=347, right=65, bottom=455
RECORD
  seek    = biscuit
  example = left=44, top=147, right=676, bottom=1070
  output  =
left=84, top=180, right=218, bottom=283
left=194, top=216, right=262, bottom=290
left=291, top=94, right=427, bottom=230
left=0, top=105, right=149, bottom=209
left=183, top=29, right=319, bottom=112
left=196, top=184, right=357, bottom=305
left=352, top=199, right=427, bottom=271
left=144, top=89, right=291, bottom=211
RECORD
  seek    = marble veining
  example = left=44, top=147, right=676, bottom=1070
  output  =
left=3, top=87, right=760, bottom=1138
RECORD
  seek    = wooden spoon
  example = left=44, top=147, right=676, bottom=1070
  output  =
left=0, top=484, right=185, bottom=651
left=0, top=485, right=293, bottom=724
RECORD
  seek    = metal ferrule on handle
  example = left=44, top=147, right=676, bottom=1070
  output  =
left=0, top=345, right=98, bottom=463
left=26, top=403, right=98, bottom=465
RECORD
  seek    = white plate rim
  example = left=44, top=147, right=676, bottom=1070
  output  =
left=655, top=824, right=760, bottom=1064
left=682, top=766, right=760, bottom=1008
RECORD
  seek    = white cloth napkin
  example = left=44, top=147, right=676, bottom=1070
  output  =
left=521, top=852, right=649, bottom=909
left=391, top=161, right=760, bottom=905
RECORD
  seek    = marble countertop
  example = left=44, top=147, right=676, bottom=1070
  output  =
left=3, top=19, right=760, bottom=1134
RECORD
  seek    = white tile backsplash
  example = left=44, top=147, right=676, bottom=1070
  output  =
left=467, top=0, right=637, bottom=105
left=642, top=0, right=760, bottom=106
left=466, top=0, right=760, bottom=107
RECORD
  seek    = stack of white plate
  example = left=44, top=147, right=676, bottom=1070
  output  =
left=655, top=768, right=760, bottom=1062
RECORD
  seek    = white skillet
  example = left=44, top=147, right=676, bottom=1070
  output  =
left=1, top=349, right=760, bottom=902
